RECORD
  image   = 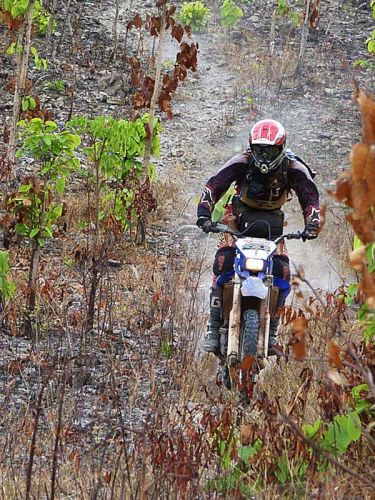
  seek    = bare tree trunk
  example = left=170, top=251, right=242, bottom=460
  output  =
left=54, top=0, right=72, bottom=58
left=25, top=380, right=47, bottom=500
left=7, top=0, right=36, bottom=174
left=269, top=9, right=277, bottom=56
left=46, top=0, right=58, bottom=56
left=24, top=239, right=40, bottom=340
left=50, top=366, right=66, bottom=500
left=111, top=0, right=120, bottom=61
left=142, top=4, right=167, bottom=172
left=297, top=0, right=311, bottom=75
left=135, top=5, right=167, bottom=243
left=86, top=258, right=99, bottom=335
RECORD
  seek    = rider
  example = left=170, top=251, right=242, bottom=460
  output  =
left=196, top=119, right=320, bottom=355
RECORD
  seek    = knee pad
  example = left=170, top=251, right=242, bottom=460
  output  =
left=273, top=255, right=290, bottom=281
left=213, top=247, right=236, bottom=276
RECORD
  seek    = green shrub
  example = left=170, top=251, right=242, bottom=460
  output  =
left=179, top=1, right=210, bottom=32
left=220, top=0, right=243, bottom=28
left=367, top=0, right=375, bottom=53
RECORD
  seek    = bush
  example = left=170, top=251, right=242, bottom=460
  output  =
left=179, top=1, right=210, bottom=32
left=220, top=0, right=243, bottom=28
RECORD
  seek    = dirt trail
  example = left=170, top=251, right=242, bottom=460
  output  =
left=160, top=36, right=350, bottom=301
left=99, top=1, right=364, bottom=298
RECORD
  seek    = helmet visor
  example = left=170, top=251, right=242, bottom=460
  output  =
left=252, top=144, right=283, bottom=163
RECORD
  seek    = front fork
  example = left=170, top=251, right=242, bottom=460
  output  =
left=258, top=275, right=273, bottom=358
left=225, top=275, right=274, bottom=363
left=261, top=276, right=273, bottom=358
left=227, top=276, right=242, bottom=367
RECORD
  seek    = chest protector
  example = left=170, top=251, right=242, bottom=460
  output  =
left=239, top=156, right=290, bottom=210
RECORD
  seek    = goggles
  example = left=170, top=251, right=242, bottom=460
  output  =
left=252, top=144, right=282, bottom=162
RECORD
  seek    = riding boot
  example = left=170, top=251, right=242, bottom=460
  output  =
left=268, top=316, right=281, bottom=355
left=202, top=287, right=222, bottom=355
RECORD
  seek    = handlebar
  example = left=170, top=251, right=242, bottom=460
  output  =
left=209, top=223, right=304, bottom=243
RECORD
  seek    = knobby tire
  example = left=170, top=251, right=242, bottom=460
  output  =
left=239, top=309, right=260, bottom=404
left=241, top=309, right=260, bottom=360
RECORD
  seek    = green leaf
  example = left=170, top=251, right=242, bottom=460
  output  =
left=11, top=0, right=30, bottom=17
left=18, top=184, right=32, bottom=193
left=6, top=42, right=16, bottom=56
left=351, top=384, right=371, bottom=414
left=43, top=226, right=53, bottom=238
left=321, top=412, right=361, bottom=454
left=364, top=322, right=375, bottom=342
left=344, top=283, right=359, bottom=305
left=353, top=235, right=363, bottom=250
left=238, top=440, right=261, bottom=463
left=219, top=436, right=235, bottom=471
left=303, top=419, right=322, bottom=439
left=0, top=250, right=16, bottom=300
left=22, top=99, right=29, bottom=112
left=29, top=97, right=36, bottom=110
left=55, top=177, right=65, bottom=195
left=0, top=251, right=10, bottom=274
left=275, top=455, right=289, bottom=484
left=30, top=227, right=40, bottom=238
left=15, top=223, right=29, bottom=236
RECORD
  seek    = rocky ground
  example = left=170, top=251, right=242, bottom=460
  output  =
left=0, top=0, right=374, bottom=496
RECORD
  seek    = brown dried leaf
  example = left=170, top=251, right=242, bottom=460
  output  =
left=354, top=85, right=375, bottom=145
left=350, top=143, right=368, bottom=182
left=351, top=180, right=369, bottom=215
left=318, top=204, right=326, bottom=233
left=309, top=0, right=320, bottom=29
left=132, top=14, right=142, bottom=29
left=5, top=77, right=16, bottom=93
left=360, top=272, right=375, bottom=306
left=334, top=171, right=352, bottom=205
left=349, top=246, right=366, bottom=271
left=290, top=317, right=308, bottom=361
left=347, top=214, right=375, bottom=244
left=239, top=355, right=254, bottom=371
left=131, top=68, right=141, bottom=86
left=327, top=368, right=343, bottom=385
left=328, top=340, right=341, bottom=369
left=152, top=290, right=161, bottom=305
left=291, top=276, right=301, bottom=288
left=132, top=92, right=146, bottom=109
left=291, top=342, right=306, bottom=361
left=7, top=360, right=24, bottom=375
left=240, top=424, right=253, bottom=445
left=3, top=126, right=10, bottom=144
left=172, top=24, right=184, bottom=43
left=3, top=10, right=23, bottom=30
left=363, top=145, right=375, bottom=206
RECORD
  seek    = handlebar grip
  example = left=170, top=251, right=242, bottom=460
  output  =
left=286, top=232, right=304, bottom=240
left=209, top=226, right=223, bottom=234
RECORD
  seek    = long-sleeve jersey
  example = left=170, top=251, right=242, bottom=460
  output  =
left=197, top=150, right=320, bottom=226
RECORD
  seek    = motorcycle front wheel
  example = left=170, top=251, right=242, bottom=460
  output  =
left=241, top=309, right=260, bottom=360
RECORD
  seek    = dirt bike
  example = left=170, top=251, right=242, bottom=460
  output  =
left=209, top=221, right=304, bottom=400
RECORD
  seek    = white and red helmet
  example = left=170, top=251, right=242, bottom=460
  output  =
left=249, top=119, right=286, bottom=173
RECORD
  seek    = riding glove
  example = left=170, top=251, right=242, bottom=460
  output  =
left=197, top=216, right=213, bottom=233
left=303, top=222, right=318, bottom=240
left=303, top=208, right=320, bottom=240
